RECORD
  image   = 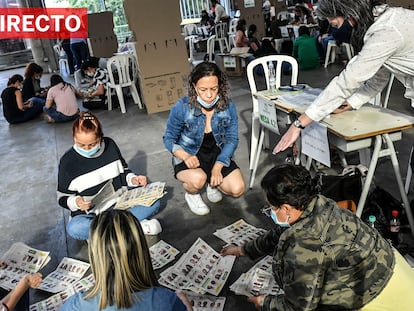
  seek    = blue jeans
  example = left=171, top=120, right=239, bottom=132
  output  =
left=43, top=107, right=79, bottom=123
left=7, top=99, right=44, bottom=124
left=66, top=200, right=161, bottom=240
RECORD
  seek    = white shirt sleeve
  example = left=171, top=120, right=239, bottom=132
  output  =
left=305, top=21, right=403, bottom=121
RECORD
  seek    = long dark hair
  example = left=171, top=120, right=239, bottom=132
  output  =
left=261, top=164, right=317, bottom=211
left=7, top=74, right=23, bottom=86
left=187, top=62, right=230, bottom=111
left=50, top=74, right=75, bottom=92
left=316, top=0, right=386, bottom=53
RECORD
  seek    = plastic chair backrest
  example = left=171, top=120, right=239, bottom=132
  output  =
left=277, top=11, right=290, bottom=21
left=247, top=55, right=298, bottom=115
left=53, top=44, right=65, bottom=58
left=183, top=23, right=198, bottom=36
left=206, top=35, right=216, bottom=62
left=107, top=54, right=137, bottom=86
left=214, top=22, right=227, bottom=39
left=228, top=18, right=238, bottom=34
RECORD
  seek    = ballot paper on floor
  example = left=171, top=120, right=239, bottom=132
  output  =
left=37, top=257, right=90, bottom=293
left=159, top=238, right=236, bottom=296
left=115, top=181, right=166, bottom=209
left=213, top=219, right=267, bottom=246
left=29, top=274, right=95, bottom=311
left=149, top=240, right=180, bottom=270
left=184, top=291, right=226, bottom=311
left=229, top=255, right=283, bottom=297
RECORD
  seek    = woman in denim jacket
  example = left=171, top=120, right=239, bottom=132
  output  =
left=163, top=62, right=245, bottom=215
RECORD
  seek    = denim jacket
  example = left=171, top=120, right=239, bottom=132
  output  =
left=163, top=96, right=239, bottom=167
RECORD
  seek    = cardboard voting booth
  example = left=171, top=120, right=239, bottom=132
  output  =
left=123, top=0, right=189, bottom=114
left=87, top=12, right=118, bottom=58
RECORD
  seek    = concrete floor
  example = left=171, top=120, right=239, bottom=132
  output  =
left=1, top=57, right=413, bottom=310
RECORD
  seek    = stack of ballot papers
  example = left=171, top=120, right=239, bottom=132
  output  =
left=158, top=238, right=235, bottom=296
left=116, top=181, right=166, bottom=209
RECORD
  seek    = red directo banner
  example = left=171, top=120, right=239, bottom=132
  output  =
left=0, top=8, right=88, bottom=39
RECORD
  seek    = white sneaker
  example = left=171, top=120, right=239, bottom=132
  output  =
left=185, top=193, right=210, bottom=215
left=140, top=219, right=162, bottom=235
left=206, top=184, right=223, bottom=203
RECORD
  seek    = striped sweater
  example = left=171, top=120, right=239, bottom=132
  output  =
left=57, top=137, right=135, bottom=217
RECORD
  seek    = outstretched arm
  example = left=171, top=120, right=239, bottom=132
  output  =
left=1, top=273, right=42, bottom=311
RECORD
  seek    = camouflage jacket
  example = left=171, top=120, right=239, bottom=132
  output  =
left=243, top=195, right=394, bottom=311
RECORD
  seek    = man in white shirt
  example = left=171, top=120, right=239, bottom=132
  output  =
left=274, top=0, right=414, bottom=153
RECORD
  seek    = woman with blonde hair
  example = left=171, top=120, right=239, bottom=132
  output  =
left=61, top=210, right=191, bottom=310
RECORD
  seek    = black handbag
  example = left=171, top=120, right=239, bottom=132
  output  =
left=316, top=167, right=362, bottom=205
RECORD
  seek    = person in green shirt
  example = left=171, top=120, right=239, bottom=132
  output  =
left=293, top=26, right=320, bottom=70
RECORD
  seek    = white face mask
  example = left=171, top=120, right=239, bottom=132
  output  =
left=197, top=95, right=220, bottom=109
left=270, top=209, right=291, bottom=228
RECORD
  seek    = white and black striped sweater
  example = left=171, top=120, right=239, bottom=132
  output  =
left=57, top=137, right=134, bottom=217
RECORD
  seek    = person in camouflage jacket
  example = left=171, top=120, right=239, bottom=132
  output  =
left=222, top=164, right=414, bottom=310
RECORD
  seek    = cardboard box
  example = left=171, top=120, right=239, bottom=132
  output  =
left=87, top=12, right=118, bottom=58
left=238, top=2, right=266, bottom=39
left=123, top=0, right=190, bottom=114
left=140, top=72, right=187, bottom=114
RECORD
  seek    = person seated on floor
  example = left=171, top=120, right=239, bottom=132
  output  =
left=0, top=268, right=42, bottom=311
left=221, top=164, right=414, bottom=311
left=61, top=210, right=192, bottom=311
left=80, top=58, right=108, bottom=110
left=293, top=26, right=320, bottom=70
left=57, top=112, right=162, bottom=241
left=43, top=74, right=82, bottom=123
left=235, top=19, right=249, bottom=48
left=163, top=62, right=245, bottom=216
left=22, top=62, right=47, bottom=107
left=1, top=74, right=44, bottom=124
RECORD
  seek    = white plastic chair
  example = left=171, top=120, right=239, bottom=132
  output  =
left=247, top=55, right=299, bottom=188
left=185, top=35, right=198, bottom=63
left=324, top=40, right=354, bottom=68
left=106, top=54, right=142, bottom=113
left=183, top=23, right=198, bottom=36
left=228, top=18, right=238, bottom=48
left=213, top=22, right=230, bottom=53
left=192, top=35, right=216, bottom=67
left=53, top=44, right=70, bottom=76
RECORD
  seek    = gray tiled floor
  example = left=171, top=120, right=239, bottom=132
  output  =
left=1, top=57, right=413, bottom=310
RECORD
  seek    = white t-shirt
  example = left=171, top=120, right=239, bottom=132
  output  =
left=305, top=6, right=414, bottom=122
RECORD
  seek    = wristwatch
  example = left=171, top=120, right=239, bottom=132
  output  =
left=293, top=119, right=305, bottom=129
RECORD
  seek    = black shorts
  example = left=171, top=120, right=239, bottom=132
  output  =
left=174, top=132, right=239, bottom=181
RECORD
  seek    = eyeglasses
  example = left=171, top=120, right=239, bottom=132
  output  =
left=260, top=205, right=280, bottom=217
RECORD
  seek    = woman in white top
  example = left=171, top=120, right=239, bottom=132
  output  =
left=44, top=74, right=81, bottom=123
left=274, top=0, right=414, bottom=153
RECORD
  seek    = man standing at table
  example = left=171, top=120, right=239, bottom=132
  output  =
left=274, top=0, right=414, bottom=153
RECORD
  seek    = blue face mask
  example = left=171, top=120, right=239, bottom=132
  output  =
left=74, top=144, right=101, bottom=158
left=197, top=95, right=220, bottom=109
left=270, top=209, right=291, bottom=228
